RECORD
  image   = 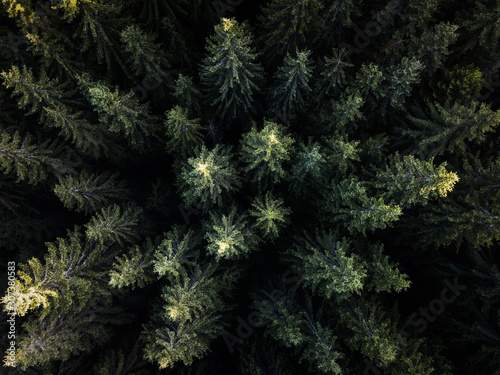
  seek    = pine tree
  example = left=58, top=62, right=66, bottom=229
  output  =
left=322, top=133, right=360, bottom=176
left=402, top=100, right=500, bottom=158
left=1, top=64, right=113, bottom=158
left=407, top=22, right=459, bottom=74
left=120, top=24, right=170, bottom=88
left=172, top=74, right=203, bottom=116
left=385, top=57, right=424, bottom=110
left=152, top=225, right=201, bottom=279
left=1, top=65, right=64, bottom=114
left=71, top=1, right=131, bottom=74
left=270, top=49, right=314, bottom=118
left=54, top=171, right=129, bottom=214
left=0, top=227, right=131, bottom=369
left=204, top=205, right=258, bottom=260
left=178, top=144, right=241, bottom=212
left=429, top=63, right=484, bottom=103
left=92, top=341, right=150, bottom=375
left=315, top=47, right=354, bottom=100
left=0, top=131, right=61, bottom=185
left=340, top=297, right=405, bottom=367
left=76, top=73, right=156, bottom=151
left=323, top=177, right=403, bottom=234
left=141, top=262, right=238, bottom=369
left=108, top=239, right=157, bottom=290
left=362, top=242, right=411, bottom=294
left=200, top=18, right=263, bottom=119
left=85, top=203, right=143, bottom=246
left=375, top=153, right=459, bottom=208
left=257, top=0, right=324, bottom=58
left=288, top=138, right=327, bottom=196
left=320, top=0, right=360, bottom=41
left=248, top=191, right=292, bottom=240
left=459, top=0, right=500, bottom=52
left=287, top=229, right=367, bottom=299
left=240, top=120, right=295, bottom=188
left=164, top=105, right=204, bottom=158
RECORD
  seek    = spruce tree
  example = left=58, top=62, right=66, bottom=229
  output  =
left=240, top=120, right=295, bottom=188
left=200, top=18, right=263, bottom=119
left=270, top=49, right=315, bottom=118
left=257, top=0, right=324, bottom=58
left=178, top=144, right=241, bottom=212
left=164, top=105, right=204, bottom=158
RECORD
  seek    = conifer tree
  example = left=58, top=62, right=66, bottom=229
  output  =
left=172, top=74, right=203, bottom=116
left=152, top=225, right=201, bottom=279
left=1, top=227, right=131, bottom=369
left=340, top=297, right=405, bottom=367
left=85, top=203, right=143, bottom=246
left=459, top=0, right=500, bottom=52
left=315, top=47, right=354, bottom=100
left=54, top=171, right=128, bottom=214
left=108, top=239, right=156, bottom=290
left=385, top=57, right=424, bottom=110
left=1, top=65, right=64, bottom=114
left=76, top=73, right=156, bottom=151
left=240, top=120, right=295, bottom=188
left=200, top=18, right=263, bottom=119
left=287, top=229, right=367, bottom=299
left=164, top=105, right=204, bottom=158
left=71, top=1, right=130, bottom=74
left=253, top=286, right=344, bottom=374
left=320, top=0, right=360, bottom=38
left=0, top=131, right=61, bottom=185
left=1, top=64, right=113, bottom=158
left=120, top=24, right=170, bottom=87
left=270, top=49, right=315, bottom=117
left=375, top=153, right=459, bottom=208
left=323, top=177, right=403, bottom=234
left=178, top=144, right=241, bottom=212
left=407, top=22, right=459, bottom=74
left=141, top=262, right=238, bottom=369
left=402, top=100, right=500, bottom=158
left=288, top=138, right=327, bottom=196
left=257, top=0, right=324, bottom=58
left=204, top=205, right=258, bottom=260
left=248, top=191, right=291, bottom=240
left=429, top=63, right=484, bottom=103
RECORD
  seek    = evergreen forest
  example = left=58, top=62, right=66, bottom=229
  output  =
left=1, top=0, right=500, bottom=374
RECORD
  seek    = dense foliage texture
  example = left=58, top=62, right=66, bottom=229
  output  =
left=1, top=1, right=500, bottom=374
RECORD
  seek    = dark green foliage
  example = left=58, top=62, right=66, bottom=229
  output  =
left=258, top=0, right=324, bottom=58
left=0, top=131, right=61, bottom=184
left=2, top=1, right=500, bottom=373
left=54, top=171, right=128, bottom=214
left=204, top=205, right=258, bottom=260
left=141, top=262, right=238, bottom=369
left=240, top=120, right=295, bottom=188
left=164, top=105, right=204, bottom=157
left=270, top=49, right=315, bottom=117
left=178, top=144, right=241, bottom=211
left=429, top=63, right=484, bottom=103
left=200, top=18, right=264, bottom=119
left=402, top=100, right=500, bottom=158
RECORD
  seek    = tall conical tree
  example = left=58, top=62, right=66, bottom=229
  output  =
left=257, top=0, right=323, bottom=58
left=270, top=49, right=315, bottom=118
left=200, top=18, right=263, bottom=120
